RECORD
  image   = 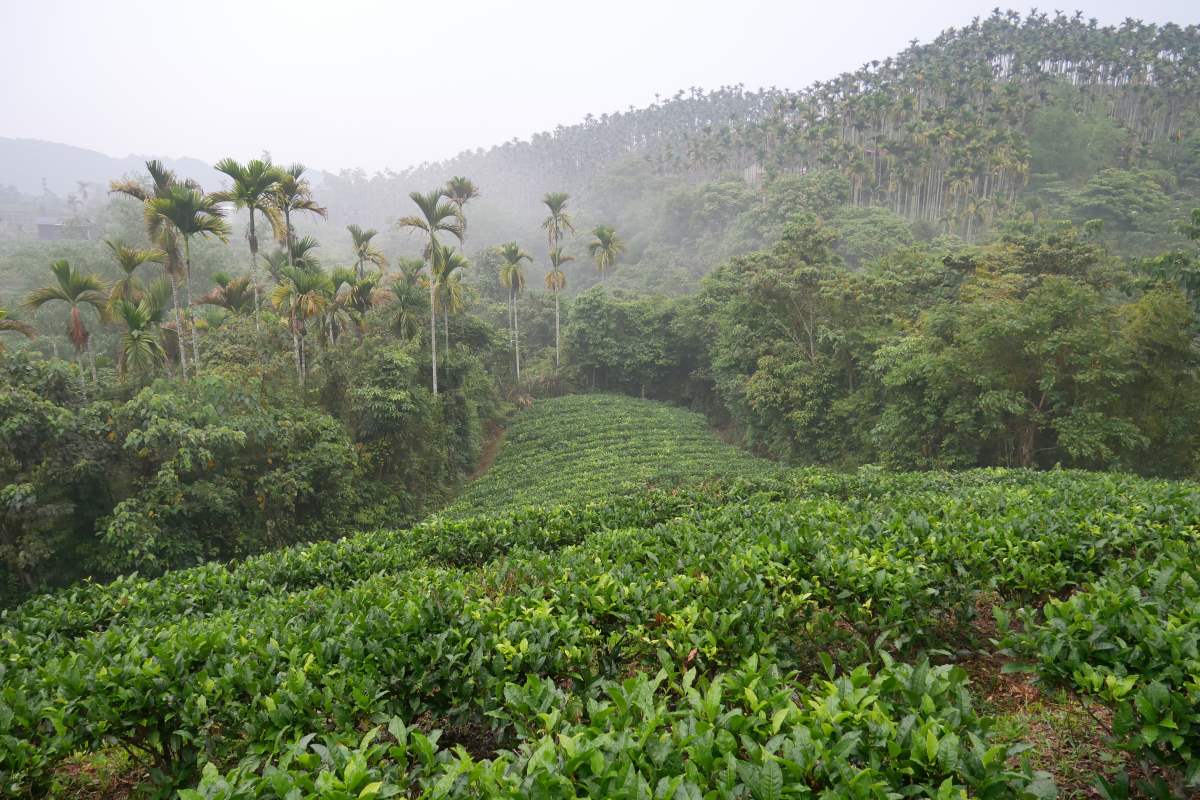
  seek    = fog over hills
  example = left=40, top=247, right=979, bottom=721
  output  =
left=0, top=137, right=227, bottom=197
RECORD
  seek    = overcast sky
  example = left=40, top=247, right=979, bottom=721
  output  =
left=1, top=0, right=1193, bottom=174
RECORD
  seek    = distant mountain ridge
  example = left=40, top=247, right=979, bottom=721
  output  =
left=0, top=138, right=351, bottom=207
left=0, top=137, right=221, bottom=197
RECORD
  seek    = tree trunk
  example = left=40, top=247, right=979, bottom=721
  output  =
left=1019, top=423, right=1036, bottom=468
left=429, top=269, right=438, bottom=396
left=514, top=294, right=521, bottom=383
left=87, top=339, right=98, bottom=386
left=508, top=288, right=517, bottom=381
left=75, top=349, right=87, bottom=395
left=248, top=210, right=263, bottom=365
left=170, top=271, right=189, bottom=379
left=444, top=310, right=450, bottom=361
left=284, top=208, right=293, bottom=266
left=183, top=237, right=200, bottom=372
left=554, top=287, right=560, bottom=369
left=291, top=313, right=303, bottom=389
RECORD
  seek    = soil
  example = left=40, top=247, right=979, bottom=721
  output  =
left=469, top=423, right=506, bottom=481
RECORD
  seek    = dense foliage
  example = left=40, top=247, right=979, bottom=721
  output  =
left=563, top=216, right=1200, bottom=476
left=0, top=316, right=498, bottom=604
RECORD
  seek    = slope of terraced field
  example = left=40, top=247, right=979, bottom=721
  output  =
left=448, top=394, right=779, bottom=516
left=2, top=397, right=1200, bottom=798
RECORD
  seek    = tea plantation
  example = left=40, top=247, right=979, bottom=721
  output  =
left=2, top=396, right=1200, bottom=798
left=447, top=394, right=779, bottom=516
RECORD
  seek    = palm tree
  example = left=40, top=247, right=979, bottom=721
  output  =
left=271, top=266, right=333, bottom=388
left=497, top=242, right=531, bottom=381
left=23, top=260, right=109, bottom=391
left=545, top=247, right=573, bottom=368
left=444, top=177, right=480, bottom=246
left=432, top=242, right=469, bottom=355
left=199, top=272, right=256, bottom=315
left=272, top=164, right=327, bottom=265
left=110, top=160, right=194, bottom=376
left=104, top=239, right=164, bottom=309
left=0, top=308, right=36, bottom=352
left=347, top=224, right=387, bottom=280
left=263, top=236, right=322, bottom=281
left=140, top=278, right=178, bottom=373
left=112, top=298, right=166, bottom=380
left=144, top=185, right=229, bottom=372
left=212, top=158, right=284, bottom=338
left=331, top=267, right=391, bottom=337
left=541, top=192, right=575, bottom=252
left=588, top=225, right=624, bottom=282
left=263, top=249, right=290, bottom=282
left=395, top=189, right=463, bottom=396
left=388, top=260, right=426, bottom=341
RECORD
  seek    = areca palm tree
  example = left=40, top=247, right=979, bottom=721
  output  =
left=444, top=177, right=480, bottom=246
left=144, top=185, right=229, bottom=372
left=541, top=192, right=575, bottom=251
left=110, top=160, right=194, bottom=376
left=272, top=164, right=327, bottom=265
left=331, top=267, right=391, bottom=337
left=104, top=239, right=165, bottom=309
left=199, top=272, right=256, bottom=315
left=212, top=158, right=284, bottom=338
left=497, top=242, right=531, bottom=381
left=395, top=189, right=463, bottom=396
left=347, top=224, right=387, bottom=280
left=263, top=236, right=321, bottom=281
left=112, top=297, right=166, bottom=380
left=386, top=259, right=426, bottom=340
left=432, top=242, right=469, bottom=355
left=23, top=260, right=109, bottom=390
left=0, top=309, right=36, bottom=351
left=588, top=225, right=624, bottom=282
left=271, top=266, right=333, bottom=388
left=545, top=247, right=573, bottom=368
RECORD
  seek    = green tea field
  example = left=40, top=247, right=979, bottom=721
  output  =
left=2, top=396, right=1199, bottom=798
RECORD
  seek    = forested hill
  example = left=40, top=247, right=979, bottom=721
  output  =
left=5, top=11, right=1198, bottom=296
left=310, top=10, right=1200, bottom=292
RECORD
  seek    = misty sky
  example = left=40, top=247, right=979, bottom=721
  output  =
left=1, top=0, right=1194, bottom=174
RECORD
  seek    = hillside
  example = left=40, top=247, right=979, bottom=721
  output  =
left=3, top=10, right=1200, bottom=795
left=447, top=394, right=778, bottom=516
left=3, top=395, right=1200, bottom=796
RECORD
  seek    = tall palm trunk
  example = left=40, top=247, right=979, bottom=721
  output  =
left=74, top=347, right=87, bottom=395
left=248, top=210, right=262, bottom=337
left=553, top=287, right=560, bottom=369
left=169, top=271, right=189, bottom=379
left=290, top=311, right=303, bottom=389
left=443, top=311, right=450, bottom=360
left=284, top=209, right=293, bottom=266
left=429, top=273, right=438, bottom=396
left=183, top=237, right=200, bottom=371
left=511, top=287, right=521, bottom=382
left=87, top=339, right=98, bottom=386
